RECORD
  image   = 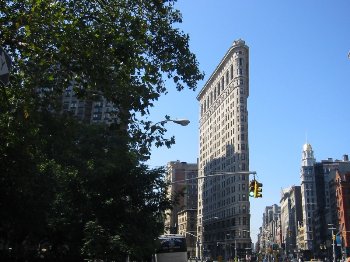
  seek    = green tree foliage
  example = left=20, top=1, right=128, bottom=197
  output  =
left=0, top=0, right=203, bottom=260
left=1, top=0, right=204, bottom=157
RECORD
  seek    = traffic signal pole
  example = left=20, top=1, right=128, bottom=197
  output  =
left=328, top=224, right=336, bottom=262
left=170, top=171, right=257, bottom=184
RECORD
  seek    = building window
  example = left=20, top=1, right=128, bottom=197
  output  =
left=235, top=58, right=239, bottom=66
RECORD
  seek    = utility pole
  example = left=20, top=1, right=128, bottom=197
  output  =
left=328, top=224, right=336, bottom=262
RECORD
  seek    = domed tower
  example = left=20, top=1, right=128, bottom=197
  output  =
left=300, top=143, right=316, bottom=253
left=301, top=143, right=315, bottom=167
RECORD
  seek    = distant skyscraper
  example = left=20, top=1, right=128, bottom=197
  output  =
left=259, top=205, right=281, bottom=255
left=300, top=143, right=316, bottom=253
left=280, top=186, right=302, bottom=254
left=197, top=39, right=250, bottom=260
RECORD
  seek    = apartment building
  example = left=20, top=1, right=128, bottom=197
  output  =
left=335, top=168, right=350, bottom=257
left=62, top=84, right=119, bottom=124
left=164, top=161, right=198, bottom=234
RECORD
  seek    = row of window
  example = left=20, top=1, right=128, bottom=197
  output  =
left=201, top=162, right=247, bottom=174
left=204, top=182, right=247, bottom=194
left=200, top=127, right=246, bottom=155
left=201, top=78, right=246, bottom=116
left=200, top=151, right=247, bottom=168
left=204, top=176, right=247, bottom=188
left=201, top=149, right=247, bottom=166
left=200, top=116, right=247, bottom=162
left=203, top=216, right=249, bottom=232
left=204, top=193, right=248, bottom=208
left=200, top=91, right=246, bottom=143
left=202, top=162, right=247, bottom=174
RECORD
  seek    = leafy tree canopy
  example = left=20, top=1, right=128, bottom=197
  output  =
left=0, top=0, right=203, bottom=260
left=1, top=0, right=203, bottom=156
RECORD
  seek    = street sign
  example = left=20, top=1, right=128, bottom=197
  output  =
left=0, top=46, right=12, bottom=85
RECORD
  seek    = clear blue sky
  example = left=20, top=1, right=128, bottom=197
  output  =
left=146, top=0, right=350, bottom=244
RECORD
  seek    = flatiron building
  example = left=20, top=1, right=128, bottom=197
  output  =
left=197, top=39, right=251, bottom=259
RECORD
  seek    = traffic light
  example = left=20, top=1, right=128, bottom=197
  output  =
left=254, top=181, right=263, bottom=198
left=249, top=180, right=255, bottom=197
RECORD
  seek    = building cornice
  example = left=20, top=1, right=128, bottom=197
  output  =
left=196, top=39, right=249, bottom=101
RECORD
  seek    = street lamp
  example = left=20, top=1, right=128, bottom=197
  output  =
left=169, top=119, right=190, bottom=126
left=146, top=118, right=190, bottom=138
left=155, top=118, right=190, bottom=126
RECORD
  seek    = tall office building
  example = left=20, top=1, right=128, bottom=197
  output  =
left=196, top=39, right=250, bottom=260
left=280, top=186, right=302, bottom=255
left=300, top=143, right=316, bottom=253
